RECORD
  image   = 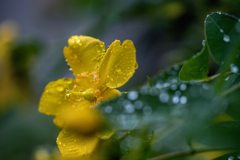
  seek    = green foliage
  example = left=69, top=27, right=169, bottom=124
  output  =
left=179, top=44, right=209, bottom=81
left=98, top=12, right=240, bottom=160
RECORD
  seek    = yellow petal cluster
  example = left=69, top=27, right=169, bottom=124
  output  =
left=39, top=35, right=137, bottom=158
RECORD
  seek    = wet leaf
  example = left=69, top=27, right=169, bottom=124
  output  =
left=179, top=44, right=209, bottom=81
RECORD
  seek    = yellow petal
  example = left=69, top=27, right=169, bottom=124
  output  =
left=102, top=88, right=121, bottom=101
left=98, top=40, right=137, bottom=89
left=54, top=109, right=102, bottom=134
left=57, top=129, right=99, bottom=158
left=97, top=129, right=115, bottom=140
left=39, top=78, right=74, bottom=116
left=64, top=36, right=105, bottom=76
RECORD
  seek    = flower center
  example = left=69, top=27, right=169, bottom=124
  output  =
left=66, top=71, right=103, bottom=104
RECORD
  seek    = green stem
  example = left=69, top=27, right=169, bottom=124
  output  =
left=221, top=82, right=240, bottom=96
left=118, top=129, right=135, bottom=141
left=195, top=71, right=233, bottom=83
left=147, top=146, right=235, bottom=160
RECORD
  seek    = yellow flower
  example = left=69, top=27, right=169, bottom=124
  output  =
left=39, top=35, right=138, bottom=158
left=0, top=21, right=18, bottom=111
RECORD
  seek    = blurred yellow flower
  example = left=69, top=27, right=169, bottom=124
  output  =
left=39, top=36, right=137, bottom=158
left=0, top=20, right=18, bottom=111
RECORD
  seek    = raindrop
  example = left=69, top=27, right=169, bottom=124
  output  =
left=237, top=154, right=240, bottom=159
left=217, top=11, right=222, bottom=15
left=172, top=96, right=179, bottom=104
left=225, top=76, right=229, bottom=81
left=223, top=35, right=230, bottom=42
left=55, top=86, right=64, bottom=92
left=171, top=84, right=178, bottom=90
left=135, top=63, right=139, bottom=69
left=175, top=90, right=181, bottom=96
left=124, top=104, right=135, bottom=113
left=173, top=65, right=179, bottom=70
left=69, top=68, right=72, bottom=71
left=143, top=106, right=152, bottom=116
left=202, top=83, right=210, bottom=90
left=140, top=86, right=148, bottom=95
left=155, top=82, right=162, bottom=89
left=228, top=156, right=234, bottom=160
left=180, top=96, right=187, bottom=104
left=202, top=40, right=205, bottom=46
left=220, top=29, right=224, bottom=33
left=115, top=66, right=121, bottom=73
left=134, top=101, right=143, bottom=109
left=128, top=90, right=139, bottom=101
left=230, top=64, right=239, bottom=73
left=159, top=92, right=169, bottom=103
left=104, top=106, right=113, bottom=114
left=180, top=84, right=187, bottom=91
left=236, top=22, right=240, bottom=33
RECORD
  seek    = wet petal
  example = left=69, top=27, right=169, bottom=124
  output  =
left=54, top=109, right=102, bottom=134
left=98, top=40, right=137, bottom=89
left=64, top=36, right=105, bottom=76
left=57, top=129, right=99, bottom=158
left=102, top=88, right=121, bottom=101
left=97, top=129, right=115, bottom=140
left=39, top=78, right=74, bottom=116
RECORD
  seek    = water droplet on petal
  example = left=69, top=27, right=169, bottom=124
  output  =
left=55, top=86, right=64, bottom=92
left=135, top=63, right=138, bottom=69
left=223, top=35, right=230, bottom=42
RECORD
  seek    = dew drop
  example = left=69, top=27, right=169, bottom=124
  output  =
left=127, top=90, right=139, bottom=101
left=124, top=104, right=135, bottom=113
left=202, top=40, right=205, bottom=46
left=223, top=35, right=230, bottom=42
left=220, top=29, right=224, bottom=33
left=135, top=63, right=138, bottom=69
left=143, top=106, right=152, bottom=116
left=228, top=156, right=234, bottom=160
left=180, top=96, right=187, bottom=104
left=171, top=84, right=178, bottom=90
left=134, top=100, right=143, bottom=109
left=236, top=22, right=240, bottom=33
left=115, top=67, right=121, bottom=73
left=225, top=76, right=230, bottom=81
left=172, top=95, right=179, bottom=104
left=159, top=92, right=169, bottom=103
left=237, top=154, right=240, bottom=159
left=55, top=86, right=64, bottom=92
left=180, top=84, right=187, bottom=91
left=104, top=106, right=113, bottom=114
left=230, top=64, right=239, bottom=73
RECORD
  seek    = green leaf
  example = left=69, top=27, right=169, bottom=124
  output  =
left=179, top=44, right=209, bottom=81
left=193, top=121, right=240, bottom=147
left=205, top=12, right=240, bottom=65
left=213, top=152, right=240, bottom=160
left=147, top=76, right=153, bottom=88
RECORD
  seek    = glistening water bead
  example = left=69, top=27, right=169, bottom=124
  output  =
left=223, top=35, right=230, bottom=42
